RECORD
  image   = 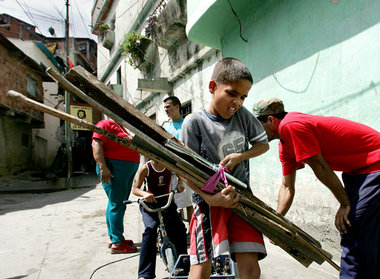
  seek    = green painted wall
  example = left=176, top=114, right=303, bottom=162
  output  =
left=221, top=0, right=380, bottom=125
left=221, top=2, right=380, bottom=173
left=187, top=0, right=380, bottom=255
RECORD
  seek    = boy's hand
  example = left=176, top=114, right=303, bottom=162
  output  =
left=220, top=153, right=242, bottom=171
left=176, top=184, right=185, bottom=193
left=206, top=186, right=239, bottom=208
left=143, top=192, right=156, bottom=203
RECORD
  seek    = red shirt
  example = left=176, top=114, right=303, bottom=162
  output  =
left=279, top=112, right=380, bottom=175
left=92, top=119, right=140, bottom=163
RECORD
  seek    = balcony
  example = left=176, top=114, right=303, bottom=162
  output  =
left=146, top=0, right=187, bottom=49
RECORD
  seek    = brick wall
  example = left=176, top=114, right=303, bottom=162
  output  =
left=0, top=14, right=40, bottom=40
left=0, top=43, right=44, bottom=122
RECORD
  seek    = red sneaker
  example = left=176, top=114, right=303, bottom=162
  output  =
left=108, top=239, right=134, bottom=248
left=110, top=241, right=138, bottom=254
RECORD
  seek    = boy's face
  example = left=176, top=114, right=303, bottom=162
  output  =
left=208, top=79, right=251, bottom=119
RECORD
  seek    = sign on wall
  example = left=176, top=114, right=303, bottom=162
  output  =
left=70, top=105, right=92, bottom=130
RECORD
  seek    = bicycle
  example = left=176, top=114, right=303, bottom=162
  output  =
left=124, top=190, right=179, bottom=274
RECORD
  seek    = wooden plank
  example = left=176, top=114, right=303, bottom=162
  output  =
left=27, top=66, right=340, bottom=271
left=62, top=66, right=339, bottom=270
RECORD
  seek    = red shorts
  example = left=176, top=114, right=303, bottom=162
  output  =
left=189, top=200, right=266, bottom=265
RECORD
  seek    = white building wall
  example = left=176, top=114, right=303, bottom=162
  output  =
left=94, top=0, right=222, bottom=141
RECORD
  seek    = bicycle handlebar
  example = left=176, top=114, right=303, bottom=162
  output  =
left=139, top=190, right=176, bottom=213
left=123, top=190, right=177, bottom=213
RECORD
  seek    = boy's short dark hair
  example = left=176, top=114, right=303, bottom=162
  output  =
left=163, top=96, right=181, bottom=110
left=211, top=57, right=253, bottom=85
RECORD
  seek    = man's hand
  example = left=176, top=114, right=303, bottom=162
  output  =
left=335, top=204, right=351, bottom=234
left=305, top=154, right=352, bottom=234
left=206, top=186, right=239, bottom=208
left=99, top=167, right=113, bottom=184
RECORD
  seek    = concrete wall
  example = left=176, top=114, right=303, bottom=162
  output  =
left=0, top=116, right=33, bottom=175
left=221, top=0, right=380, bottom=195
left=215, top=0, right=380, bottom=255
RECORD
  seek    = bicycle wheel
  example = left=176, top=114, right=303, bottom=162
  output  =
left=164, top=247, right=176, bottom=272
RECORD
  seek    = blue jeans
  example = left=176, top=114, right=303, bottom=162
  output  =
left=340, top=171, right=380, bottom=279
left=138, top=201, right=187, bottom=279
left=96, top=159, right=139, bottom=243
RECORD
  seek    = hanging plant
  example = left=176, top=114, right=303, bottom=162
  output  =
left=98, top=24, right=110, bottom=32
left=121, top=31, right=151, bottom=69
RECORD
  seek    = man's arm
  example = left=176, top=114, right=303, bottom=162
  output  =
left=277, top=171, right=296, bottom=216
left=220, top=142, right=269, bottom=171
left=92, top=138, right=113, bottom=184
left=304, top=154, right=351, bottom=234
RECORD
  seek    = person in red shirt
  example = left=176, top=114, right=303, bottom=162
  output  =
left=92, top=119, right=140, bottom=254
left=253, top=97, right=380, bottom=279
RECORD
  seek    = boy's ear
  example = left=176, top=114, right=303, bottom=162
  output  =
left=209, top=80, right=217, bottom=93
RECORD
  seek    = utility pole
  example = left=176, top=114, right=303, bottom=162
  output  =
left=64, top=0, right=72, bottom=187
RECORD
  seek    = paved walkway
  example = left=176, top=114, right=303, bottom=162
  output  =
left=0, top=173, right=340, bottom=279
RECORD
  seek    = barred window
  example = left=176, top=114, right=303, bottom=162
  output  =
left=181, top=101, right=192, bottom=118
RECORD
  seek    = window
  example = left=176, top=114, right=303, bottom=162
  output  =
left=27, top=76, right=38, bottom=98
left=117, top=67, right=121, bottom=84
left=77, top=41, right=88, bottom=53
left=150, top=113, right=156, bottom=122
left=181, top=101, right=192, bottom=118
left=21, top=133, right=30, bottom=147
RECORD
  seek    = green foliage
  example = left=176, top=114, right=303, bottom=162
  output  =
left=121, top=31, right=150, bottom=68
left=98, top=24, right=110, bottom=32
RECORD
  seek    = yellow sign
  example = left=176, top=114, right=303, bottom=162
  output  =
left=70, top=105, right=92, bottom=130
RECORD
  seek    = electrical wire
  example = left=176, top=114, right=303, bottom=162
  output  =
left=88, top=253, right=139, bottom=279
left=48, top=0, right=65, bottom=20
left=72, top=0, right=92, bottom=38
left=47, top=0, right=67, bottom=37
left=15, top=0, right=45, bottom=37
left=21, top=5, right=63, bottom=22
left=115, top=0, right=139, bottom=19
left=25, top=13, right=64, bottom=24
left=19, top=0, right=39, bottom=27
left=272, top=52, right=320, bottom=94
left=227, top=0, right=247, bottom=43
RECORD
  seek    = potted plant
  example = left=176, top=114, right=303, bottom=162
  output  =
left=98, top=23, right=110, bottom=33
left=98, top=24, right=114, bottom=50
left=121, top=31, right=152, bottom=69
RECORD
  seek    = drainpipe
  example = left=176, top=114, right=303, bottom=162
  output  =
left=100, top=0, right=155, bottom=83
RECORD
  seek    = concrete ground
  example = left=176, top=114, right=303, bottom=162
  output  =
left=0, top=173, right=340, bottom=279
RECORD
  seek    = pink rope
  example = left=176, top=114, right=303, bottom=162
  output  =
left=201, top=166, right=230, bottom=193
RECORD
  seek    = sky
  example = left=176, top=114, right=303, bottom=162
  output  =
left=0, top=0, right=97, bottom=41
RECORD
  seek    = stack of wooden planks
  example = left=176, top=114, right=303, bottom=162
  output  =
left=6, top=65, right=340, bottom=271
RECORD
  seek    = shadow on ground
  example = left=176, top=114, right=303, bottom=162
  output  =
left=0, top=173, right=99, bottom=215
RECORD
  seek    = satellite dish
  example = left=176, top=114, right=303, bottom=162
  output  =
left=48, top=27, right=55, bottom=36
